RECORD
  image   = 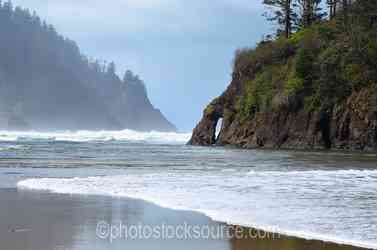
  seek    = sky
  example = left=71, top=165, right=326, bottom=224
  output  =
left=12, top=0, right=271, bottom=132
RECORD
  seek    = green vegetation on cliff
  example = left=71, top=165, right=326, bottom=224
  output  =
left=235, top=1, right=377, bottom=123
left=190, top=0, right=377, bottom=150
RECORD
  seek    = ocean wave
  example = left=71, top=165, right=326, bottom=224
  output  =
left=0, top=130, right=191, bottom=144
left=0, top=144, right=29, bottom=151
left=17, top=169, right=377, bottom=249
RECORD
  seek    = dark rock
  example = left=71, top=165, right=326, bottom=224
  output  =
left=189, top=80, right=377, bottom=151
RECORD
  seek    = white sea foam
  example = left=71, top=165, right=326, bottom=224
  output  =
left=0, top=130, right=191, bottom=144
left=18, top=169, right=377, bottom=249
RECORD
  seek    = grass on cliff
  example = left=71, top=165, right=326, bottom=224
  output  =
left=234, top=1, right=377, bottom=122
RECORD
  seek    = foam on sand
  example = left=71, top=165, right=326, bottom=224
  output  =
left=18, top=169, right=377, bottom=249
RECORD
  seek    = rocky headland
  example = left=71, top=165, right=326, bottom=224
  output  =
left=190, top=1, right=377, bottom=151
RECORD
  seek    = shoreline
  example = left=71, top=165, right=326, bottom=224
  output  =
left=230, top=226, right=373, bottom=250
left=12, top=185, right=375, bottom=250
left=227, top=224, right=374, bottom=250
left=115, top=198, right=377, bottom=250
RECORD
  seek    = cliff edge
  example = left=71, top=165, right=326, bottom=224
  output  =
left=189, top=1, right=377, bottom=150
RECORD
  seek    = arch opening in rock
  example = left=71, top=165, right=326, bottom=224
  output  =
left=215, top=118, right=223, bottom=140
left=210, top=117, right=223, bottom=145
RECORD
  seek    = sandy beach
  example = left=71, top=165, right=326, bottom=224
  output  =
left=0, top=188, right=370, bottom=250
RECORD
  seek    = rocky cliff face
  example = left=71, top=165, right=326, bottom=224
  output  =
left=190, top=2, right=377, bottom=151
left=189, top=78, right=377, bottom=151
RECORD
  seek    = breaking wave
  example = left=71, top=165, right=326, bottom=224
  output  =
left=0, top=130, right=191, bottom=144
left=18, top=169, right=377, bottom=249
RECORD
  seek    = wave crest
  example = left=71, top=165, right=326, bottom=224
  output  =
left=0, top=130, right=191, bottom=144
left=17, top=169, right=377, bottom=249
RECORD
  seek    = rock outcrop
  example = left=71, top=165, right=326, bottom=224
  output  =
left=190, top=81, right=377, bottom=151
left=189, top=1, right=377, bottom=151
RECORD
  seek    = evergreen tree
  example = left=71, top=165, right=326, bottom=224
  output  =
left=107, top=62, right=116, bottom=75
left=294, top=0, right=325, bottom=28
left=327, top=0, right=339, bottom=19
left=263, top=0, right=295, bottom=38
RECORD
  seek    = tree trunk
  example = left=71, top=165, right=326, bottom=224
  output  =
left=342, top=0, right=349, bottom=24
left=285, top=0, right=292, bottom=38
left=333, top=0, right=337, bottom=19
left=328, top=0, right=338, bottom=20
left=305, top=0, right=312, bottom=27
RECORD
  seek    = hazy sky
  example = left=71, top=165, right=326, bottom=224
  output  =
left=12, top=0, right=270, bottom=132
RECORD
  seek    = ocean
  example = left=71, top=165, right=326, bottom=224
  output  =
left=0, top=130, right=376, bottom=249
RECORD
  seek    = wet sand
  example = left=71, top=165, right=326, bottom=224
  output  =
left=0, top=189, right=371, bottom=250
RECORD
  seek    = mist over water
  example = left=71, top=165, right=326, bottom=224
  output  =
left=0, top=130, right=375, bottom=249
